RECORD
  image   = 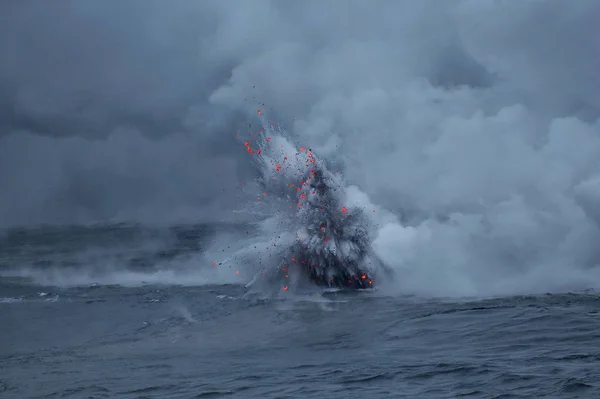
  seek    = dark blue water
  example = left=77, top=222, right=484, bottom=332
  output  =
left=2, top=224, right=599, bottom=398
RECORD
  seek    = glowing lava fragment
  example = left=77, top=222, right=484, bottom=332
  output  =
left=341, top=206, right=348, bottom=213
left=300, top=147, right=306, bottom=151
left=361, top=274, right=367, bottom=279
left=283, top=286, right=289, bottom=291
left=257, top=110, right=263, bottom=115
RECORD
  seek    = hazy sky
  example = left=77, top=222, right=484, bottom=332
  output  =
left=1, top=0, right=599, bottom=232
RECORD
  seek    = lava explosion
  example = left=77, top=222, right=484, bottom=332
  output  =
left=240, top=110, right=392, bottom=292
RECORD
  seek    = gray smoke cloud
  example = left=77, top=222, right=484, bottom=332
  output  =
left=1, top=0, right=600, bottom=295
left=0, top=0, right=253, bottom=225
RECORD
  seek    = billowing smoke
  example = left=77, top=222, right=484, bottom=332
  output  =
left=2, top=0, right=600, bottom=296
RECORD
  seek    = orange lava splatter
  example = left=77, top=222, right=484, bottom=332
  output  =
left=341, top=206, right=348, bottom=213
left=283, top=286, right=289, bottom=291
left=300, top=147, right=306, bottom=151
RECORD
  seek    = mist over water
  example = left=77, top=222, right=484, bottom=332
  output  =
left=2, top=0, right=600, bottom=297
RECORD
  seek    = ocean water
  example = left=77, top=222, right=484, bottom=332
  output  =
left=1, top=224, right=599, bottom=399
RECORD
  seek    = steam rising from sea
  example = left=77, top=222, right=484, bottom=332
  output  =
left=2, top=0, right=600, bottom=297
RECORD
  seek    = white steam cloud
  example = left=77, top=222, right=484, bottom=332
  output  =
left=1, top=0, right=600, bottom=296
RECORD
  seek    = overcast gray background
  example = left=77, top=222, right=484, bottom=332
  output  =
left=1, top=0, right=600, bottom=295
